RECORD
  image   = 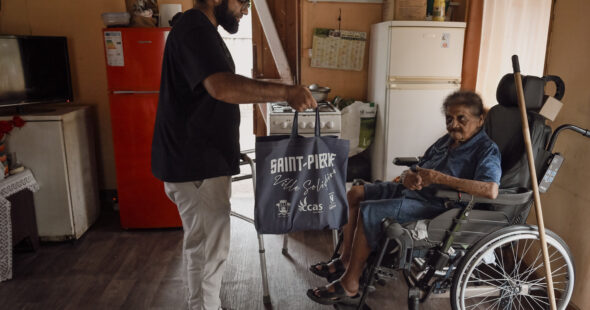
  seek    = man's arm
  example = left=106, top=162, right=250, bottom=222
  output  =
left=203, top=72, right=316, bottom=112
left=416, top=167, right=499, bottom=199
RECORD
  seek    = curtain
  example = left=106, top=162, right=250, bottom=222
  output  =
left=475, top=0, right=552, bottom=108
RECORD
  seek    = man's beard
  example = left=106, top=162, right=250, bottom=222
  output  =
left=214, top=0, right=239, bottom=34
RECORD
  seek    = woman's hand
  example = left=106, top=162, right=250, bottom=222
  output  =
left=400, top=166, right=442, bottom=190
left=415, top=167, right=442, bottom=187
left=401, top=169, right=423, bottom=190
left=415, top=167, right=499, bottom=199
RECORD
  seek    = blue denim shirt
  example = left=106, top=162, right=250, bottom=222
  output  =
left=408, top=129, right=502, bottom=201
left=418, top=128, right=502, bottom=184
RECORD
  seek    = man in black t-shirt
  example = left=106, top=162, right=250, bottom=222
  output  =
left=151, top=1, right=316, bottom=309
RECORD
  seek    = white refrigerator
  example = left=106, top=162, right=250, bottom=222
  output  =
left=368, top=21, right=466, bottom=181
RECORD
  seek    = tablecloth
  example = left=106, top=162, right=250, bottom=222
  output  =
left=0, top=169, right=39, bottom=282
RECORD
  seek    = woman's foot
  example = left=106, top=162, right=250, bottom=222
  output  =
left=306, top=280, right=359, bottom=305
left=309, top=258, right=346, bottom=282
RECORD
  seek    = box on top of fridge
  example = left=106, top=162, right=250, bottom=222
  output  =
left=383, top=0, right=427, bottom=22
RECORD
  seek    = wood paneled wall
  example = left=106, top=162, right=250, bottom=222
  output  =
left=251, top=0, right=298, bottom=81
left=539, top=1, right=590, bottom=308
left=460, top=0, right=483, bottom=91
left=300, top=1, right=382, bottom=102
left=0, top=0, right=193, bottom=190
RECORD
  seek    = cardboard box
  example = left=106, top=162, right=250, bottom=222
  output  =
left=383, top=0, right=427, bottom=21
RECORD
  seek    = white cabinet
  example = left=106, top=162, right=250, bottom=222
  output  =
left=2, top=105, right=99, bottom=241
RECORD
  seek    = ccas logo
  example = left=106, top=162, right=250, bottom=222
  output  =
left=297, top=197, right=323, bottom=213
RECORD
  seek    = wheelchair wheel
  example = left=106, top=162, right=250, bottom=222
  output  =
left=451, top=225, right=574, bottom=310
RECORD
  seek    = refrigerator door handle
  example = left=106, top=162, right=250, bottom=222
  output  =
left=388, top=76, right=461, bottom=84
left=113, top=91, right=160, bottom=94
left=388, top=83, right=461, bottom=90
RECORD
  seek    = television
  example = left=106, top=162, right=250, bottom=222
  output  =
left=0, top=35, right=73, bottom=108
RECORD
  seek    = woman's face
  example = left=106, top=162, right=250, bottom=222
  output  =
left=445, top=104, right=484, bottom=144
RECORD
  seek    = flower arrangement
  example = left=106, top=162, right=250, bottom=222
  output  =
left=0, top=116, right=25, bottom=177
left=0, top=115, right=26, bottom=141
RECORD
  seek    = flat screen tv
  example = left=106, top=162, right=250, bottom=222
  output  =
left=0, top=35, right=73, bottom=108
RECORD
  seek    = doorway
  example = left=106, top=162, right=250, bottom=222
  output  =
left=219, top=12, right=255, bottom=152
left=219, top=12, right=255, bottom=196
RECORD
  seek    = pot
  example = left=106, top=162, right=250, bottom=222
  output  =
left=308, top=84, right=331, bottom=102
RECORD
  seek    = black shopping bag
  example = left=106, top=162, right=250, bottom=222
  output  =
left=254, top=109, right=349, bottom=234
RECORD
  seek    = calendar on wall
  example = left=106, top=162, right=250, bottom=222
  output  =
left=311, top=28, right=367, bottom=71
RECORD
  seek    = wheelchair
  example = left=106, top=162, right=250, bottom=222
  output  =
left=336, top=74, right=590, bottom=310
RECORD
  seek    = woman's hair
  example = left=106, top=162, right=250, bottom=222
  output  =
left=442, top=91, right=484, bottom=117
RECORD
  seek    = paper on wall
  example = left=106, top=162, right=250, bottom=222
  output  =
left=311, top=28, right=366, bottom=71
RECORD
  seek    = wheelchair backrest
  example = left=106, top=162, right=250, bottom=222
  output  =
left=483, top=74, right=555, bottom=223
left=484, top=107, right=551, bottom=189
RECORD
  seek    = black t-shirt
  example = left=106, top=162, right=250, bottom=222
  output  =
left=151, top=9, right=240, bottom=182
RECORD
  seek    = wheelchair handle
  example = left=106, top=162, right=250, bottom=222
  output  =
left=547, top=124, right=590, bottom=152
left=393, top=157, right=420, bottom=167
left=543, top=75, right=565, bottom=101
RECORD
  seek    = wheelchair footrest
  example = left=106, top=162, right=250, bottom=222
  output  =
left=375, top=266, right=398, bottom=281
left=380, top=218, right=414, bottom=270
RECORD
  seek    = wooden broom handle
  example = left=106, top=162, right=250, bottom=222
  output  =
left=512, top=55, right=557, bottom=310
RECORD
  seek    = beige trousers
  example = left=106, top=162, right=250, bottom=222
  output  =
left=164, top=176, right=231, bottom=310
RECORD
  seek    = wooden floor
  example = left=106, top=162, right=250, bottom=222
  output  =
left=1, top=186, right=451, bottom=310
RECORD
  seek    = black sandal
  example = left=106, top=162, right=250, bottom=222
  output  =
left=309, top=258, right=345, bottom=282
left=306, top=280, right=359, bottom=305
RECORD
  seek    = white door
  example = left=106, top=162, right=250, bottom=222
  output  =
left=373, top=84, right=459, bottom=181
left=388, top=26, right=465, bottom=79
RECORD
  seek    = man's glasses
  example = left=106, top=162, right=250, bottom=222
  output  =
left=238, top=0, right=251, bottom=9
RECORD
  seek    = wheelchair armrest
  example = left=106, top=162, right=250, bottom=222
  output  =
left=352, top=178, right=370, bottom=186
left=435, top=187, right=532, bottom=205
left=393, top=157, right=420, bottom=166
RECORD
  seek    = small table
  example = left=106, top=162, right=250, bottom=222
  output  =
left=0, top=169, right=40, bottom=282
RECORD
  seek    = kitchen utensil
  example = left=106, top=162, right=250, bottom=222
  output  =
left=308, top=84, right=331, bottom=101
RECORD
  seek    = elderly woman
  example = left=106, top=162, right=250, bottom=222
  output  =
left=307, top=91, right=501, bottom=305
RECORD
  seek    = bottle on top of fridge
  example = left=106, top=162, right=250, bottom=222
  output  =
left=433, top=0, right=445, bottom=21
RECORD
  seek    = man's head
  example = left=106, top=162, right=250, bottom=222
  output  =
left=198, top=0, right=250, bottom=34
left=442, top=91, right=485, bottom=144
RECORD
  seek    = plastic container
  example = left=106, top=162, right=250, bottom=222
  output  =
left=101, top=12, right=131, bottom=27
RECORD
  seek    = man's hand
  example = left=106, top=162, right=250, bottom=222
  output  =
left=203, top=73, right=320, bottom=107
left=401, top=169, right=423, bottom=190
left=286, top=85, right=317, bottom=112
left=416, top=167, right=442, bottom=187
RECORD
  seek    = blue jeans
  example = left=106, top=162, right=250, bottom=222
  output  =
left=360, top=182, right=447, bottom=250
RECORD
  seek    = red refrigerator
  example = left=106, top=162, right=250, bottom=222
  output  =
left=103, top=28, right=181, bottom=228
